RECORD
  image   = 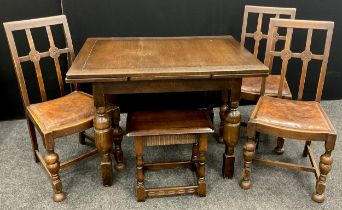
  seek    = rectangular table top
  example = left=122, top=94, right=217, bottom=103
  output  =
left=66, top=36, right=268, bottom=83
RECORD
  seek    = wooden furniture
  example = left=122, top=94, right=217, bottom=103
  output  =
left=66, top=36, right=269, bottom=183
left=126, top=109, right=213, bottom=201
left=3, top=15, right=99, bottom=202
left=236, top=5, right=297, bottom=152
left=240, top=5, right=296, bottom=101
left=240, top=18, right=336, bottom=203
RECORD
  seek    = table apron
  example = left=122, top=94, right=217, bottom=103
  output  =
left=97, top=78, right=241, bottom=95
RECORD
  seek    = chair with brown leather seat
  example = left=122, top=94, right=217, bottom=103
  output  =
left=126, top=109, right=214, bottom=202
left=240, top=18, right=336, bottom=203
left=3, top=15, right=101, bottom=202
left=218, top=5, right=297, bottom=144
left=231, top=5, right=297, bottom=153
left=240, top=5, right=296, bottom=101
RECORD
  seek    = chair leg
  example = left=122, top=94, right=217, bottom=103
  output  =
left=44, top=135, right=65, bottom=202
left=197, top=134, right=208, bottom=197
left=240, top=123, right=256, bottom=190
left=26, top=118, right=39, bottom=163
left=191, top=142, right=199, bottom=171
left=274, top=137, right=285, bottom=155
left=312, top=137, right=335, bottom=203
left=302, top=141, right=311, bottom=157
left=255, top=132, right=260, bottom=150
left=79, top=131, right=86, bottom=145
left=135, top=137, right=145, bottom=202
left=111, top=106, right=125, bottom=171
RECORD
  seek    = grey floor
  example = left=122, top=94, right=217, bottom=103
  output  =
left=0, top=101, right=341, bottom=210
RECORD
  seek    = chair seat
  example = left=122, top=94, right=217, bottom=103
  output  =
left=27, top=91, right=95, bottom=133
left=251, top=96, right=336, bottom=133
left=241, top=75, right=292, bottom=100
left=126, top=109, right=214, bottom=137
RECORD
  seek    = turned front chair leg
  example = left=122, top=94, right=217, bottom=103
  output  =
left=312, top=136, right=336, bottom=203
left=94, top=107, right=113, bottom=186
left=274, top=137, right=285, bottom=155
left=44, top=135, right=65, bottom=202
left=240, top=123, right=256, bottom=190
left=27, top=118, right=39, bottom=163
left=135, top=136, right=145, bottom=202
left=112, top=106, right=125, bottom=171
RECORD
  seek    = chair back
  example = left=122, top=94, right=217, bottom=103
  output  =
left=263, top=18, right=334, bottom=102
left=241, top=5, right=296, bottom=58
left=4, top=15, right=75, bottom=107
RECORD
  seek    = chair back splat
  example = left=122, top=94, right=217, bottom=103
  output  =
left=263, top=19, right=334, bottom=102
left=240, top=5, right=296, bottom=102
left=4, top=15, right=75, bottom=106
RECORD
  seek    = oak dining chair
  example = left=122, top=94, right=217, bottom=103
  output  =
left=240, top=18, right=336, bottom=203
left=240, top=5, right=296, bottom=101
left=126, top=109, right=214, bottom=201
left=235, top=5, right=297, bottom=152
left=3, top=15, right=105, bottom=202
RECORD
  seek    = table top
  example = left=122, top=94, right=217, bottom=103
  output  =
left=66, top=36, right=268, bottom=83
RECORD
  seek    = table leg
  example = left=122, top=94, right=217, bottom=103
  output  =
left=112, top=106, right=125, bottom=171
left=219, top=90, right=229, bottom=144
left=93, top=85, right=113, bottom=186
left=222, top=79, right=241, bottom=178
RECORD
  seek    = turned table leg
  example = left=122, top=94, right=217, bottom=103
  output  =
left=112, top=106, right=125, bottom=171
left=222, top=79, right=241, bottom=178
left=94, top=107, right=113, bottom=186
left=218, top=90, right=229, bottom=144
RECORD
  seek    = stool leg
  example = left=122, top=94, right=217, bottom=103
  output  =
left=197, top=134, right=208, bottom=197
left=135, top=137, right=145, bottom=202
left=191, top=142, right=199, bottom=171
left=312, top=136, right=335, bottom=203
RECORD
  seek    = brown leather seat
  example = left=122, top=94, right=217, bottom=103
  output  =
left=27, top=91, right=95, bottom=135
left=241, top=75, right=292, bottom=101
left=251, top=96, right=335, bottom=134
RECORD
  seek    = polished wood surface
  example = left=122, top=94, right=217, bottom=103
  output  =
left=126, top=109, right=213, bottom=201
left=241, top=18, right=336, bottom=203
left=66, top=36, right=268, bottom=81
left=3, top=15, right=97, bottom=202
left=240, top=5, right=296, bottom=101
left=66, top=35, right=269, bottom=184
